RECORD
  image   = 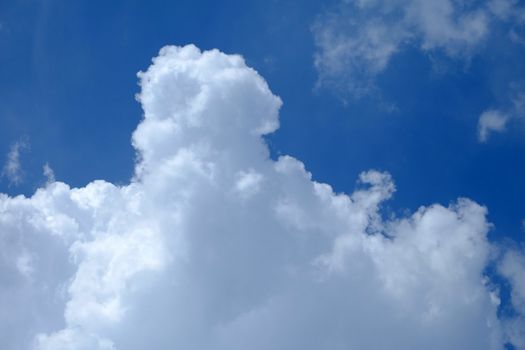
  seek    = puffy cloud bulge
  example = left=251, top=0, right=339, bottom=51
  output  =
left=1, top=45, right=524, bottom=349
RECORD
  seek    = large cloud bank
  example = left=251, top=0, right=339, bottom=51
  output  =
left=1, top=45, right=524, bottom=349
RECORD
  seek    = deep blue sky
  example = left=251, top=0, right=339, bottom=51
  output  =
left=1, top=0, right=525, bottom=246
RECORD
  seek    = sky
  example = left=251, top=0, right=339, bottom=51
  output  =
left=1, top=0, right=525, bottom=349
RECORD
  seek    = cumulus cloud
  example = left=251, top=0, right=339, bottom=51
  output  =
left=0, top=44, right=524, bottom=349
left=2, top=139, right=29, bottom=186
left=478, top=109, right=509, bottom=142
left=313, top=0, right=523, bottom=97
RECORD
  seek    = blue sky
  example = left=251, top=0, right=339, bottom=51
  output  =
left=1, top=1, right=525, bottom=349
left=2, top=0, right=525, bottom=242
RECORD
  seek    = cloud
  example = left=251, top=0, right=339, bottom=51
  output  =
left=0, top=45, right=523, bottom=349
left=478, top=87, right=525, bottom=142
left=489, top=0, right=516, bottom=20
left=312, top=8, right=409, bottom=97
left=43, top=163, right=55, bottom=184
left=2, top=139, right=29, bottom=186
left=313, top=0, right=523, bottom=97
left=512, top=89, right=525, bottom=117
left=499, top=249, right=525, bottom=348
left=478, top=109, right=509, bottom=142
left=489, top=0, right=525, bottom=22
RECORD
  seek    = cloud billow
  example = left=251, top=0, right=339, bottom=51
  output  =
left=0, top=45, right=523, bottom=349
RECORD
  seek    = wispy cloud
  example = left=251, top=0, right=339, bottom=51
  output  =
left=478, top=87, right=525, bottom=142
left=42, top=162, right=55, bottom=184
left=313, top=0, right=525, bottom=98
left=2, top=138, right=29, bottom=186
left=478, top=110, right=509, bottom=142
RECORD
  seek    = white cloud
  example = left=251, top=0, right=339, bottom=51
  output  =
left=477, top=88, right=525, bottom=142
left=0, top=44, right=522, bottom=349
left=35, top=329, right=115, bottom=350
left=43, top=163, right=55, bottom=184
left=312, top=0, right=522, bottom=97
left=2, top=139, right=29, bottom=186
left=499, top=249, right=525, bottom=348
left=478, top=109, right=509, bottom=142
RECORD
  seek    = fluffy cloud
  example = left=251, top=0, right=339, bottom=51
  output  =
left=313, top=0, right=523, bottom=97
left=1, top=45, right=524, bottom=349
